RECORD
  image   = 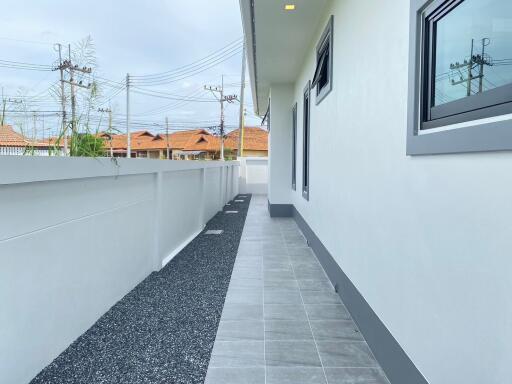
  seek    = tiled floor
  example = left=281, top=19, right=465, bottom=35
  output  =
left=205, top=195, right=390, bottom=384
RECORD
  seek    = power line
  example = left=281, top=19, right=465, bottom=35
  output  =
left=131, top=38, right=242, bottom=79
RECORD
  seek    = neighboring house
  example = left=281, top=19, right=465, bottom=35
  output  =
left=239, top=1, right=512, bottom=384
left=103, top=128, right=269, bottom=160
left=226, top=126, right=268, bottom=157
left=0, top=125, right=54, bottom=156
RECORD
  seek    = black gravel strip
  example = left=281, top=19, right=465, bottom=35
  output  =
left=30, top=194, right=252, bottom=384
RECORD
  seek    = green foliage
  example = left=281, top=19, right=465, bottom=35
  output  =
left=70, top=133, right=105, bottom=157
left=224, top=148, right=235, bottom=160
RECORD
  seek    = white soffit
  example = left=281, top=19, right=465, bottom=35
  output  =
left=240, top=0, right=330, bottom=115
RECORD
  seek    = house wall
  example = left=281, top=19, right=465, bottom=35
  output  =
left=241, top=149, right=268, bottom=157
left=239, top=156, right=268, bottom=195
left=268, top=84, right=294, bottom=203
left=0, top=157, right=239, bottom=384
left=269, top=1, right=512, bottom=383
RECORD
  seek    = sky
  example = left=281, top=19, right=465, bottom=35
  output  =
left=0, top=0, right=260, bottom=139
left=434, top=0, right=512, bottom=106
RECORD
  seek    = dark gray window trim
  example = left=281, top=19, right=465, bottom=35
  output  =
left=303, top=81, right=311, bottom=200
left=315, top=15, right=334, bottom=105
left=407, top=0, right=512, bottom=155
left=292, top=103, right=297, bottom=191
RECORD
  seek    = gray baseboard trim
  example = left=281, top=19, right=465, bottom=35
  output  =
left=267, top=201, right=293, bottom=217
left=292, top=206, right=428, bottom=384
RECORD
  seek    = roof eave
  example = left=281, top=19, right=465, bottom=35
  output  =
left=240, top=0, right=263, bottom=117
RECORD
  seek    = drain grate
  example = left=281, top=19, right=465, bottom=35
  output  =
left=205, top=230, right=224, bottom=235
left=225, top=211, right=239, bottom=214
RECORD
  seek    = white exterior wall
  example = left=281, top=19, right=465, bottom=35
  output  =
left=239, top=157, right=269, bottom=195
left=270, top=1, right=512, bottom=383
left=268, top=85, right=294, bottom=203
left=0, top=157, right=239, bottom=384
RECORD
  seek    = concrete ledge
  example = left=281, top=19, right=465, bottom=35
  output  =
left=0, top=156, right=239, bottom=185
left=292, top=206, right=428, bottom=384
left=267, top=201, right=293, bottom=217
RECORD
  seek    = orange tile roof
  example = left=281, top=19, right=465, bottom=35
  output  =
left=182, top=134, right=222, bottom=152
left=101, top=129, right=213, bottom=152
left=226, top=126, right=268, bottom=151
left=0, top=125, right=48, bottom=148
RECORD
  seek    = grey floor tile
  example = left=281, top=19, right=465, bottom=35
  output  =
left=221, top=303, right=263, bottom=320
left=293, top=265, right=328, bottom=280
left=299, top=279, right=334, bottom=292
left=237, top=247, right=262, bottom=256
left=265, top=321, right=313, bottom=341
left=216, top=320, right=264, bottom=341
left=263, top=253, right=290, bottom=261
left=264, top=261, right=294, bottom=273
left=265, top=304, right=308, bottom=321
left=324, top=368, right=389, bottom=384
left=265, top=341, right=321, bottom=367
left=229, top=277, right=263, bottom=290
left=265, top=269, right=296, bottom=281
left=210, top=341, right=264, bottom=367
left=289, top=254, right=320, bottom=266
left=310, top=321, right=363, bottom=342
left=205, top=368, right=265, bottom=384
left=317, top=342, right=378, bottom=368
left=226, top=288, right=263, bottom=305
left=264, top=289, right=303, bottom=305
left=301, top=291, right=342, bottom=305
left=262, top=244, right=287, bottom=253
left=265, top=279, right=300, bottom=290
left=305, top=304, right=351, bottom=321
left=235, top=259, right=262, bottom=268
left=284, top=236, right=308, bottom=247
left=232, top=266, right=263, bottom=279
left=287, top=247, right=314, bottom=256
left=266, top=367, right=326, bottom=384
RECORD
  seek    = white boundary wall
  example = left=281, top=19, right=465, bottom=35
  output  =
left=0, top=157, right=239, bottom=384
left=238, top=157, right=268, bottom=195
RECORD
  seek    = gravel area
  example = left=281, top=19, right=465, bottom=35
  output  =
left=30, top=194, right=251, bottom=384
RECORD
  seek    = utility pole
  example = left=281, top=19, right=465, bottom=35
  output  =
left=450, top=38, right=492, bottom=97
left=32, top=112, right=37, bottom=148
left=165, top=116, right=170, bottom=160
left=53, top=43, right=68, bottom=155
left=1, top=87, right=5, bottom=126
left=205, top=76, right=237, bottom=161
left=98, top=107, right=113, bottom=157
left=126, top=73, right=131, bottom=158
left=238, top=42, right=247, bottom=158
left=68, top=44, right=76, bottom=136
left=53, top=44, right=92, bottom=156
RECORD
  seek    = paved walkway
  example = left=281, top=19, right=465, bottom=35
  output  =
left=205, top=195, right=390, bottom=384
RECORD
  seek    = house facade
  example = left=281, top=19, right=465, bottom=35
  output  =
left=0, top=125, right=56, bottom=156
left=105, top=127, right=269, bottom=160
left=240, top=1, right=512, bottom=384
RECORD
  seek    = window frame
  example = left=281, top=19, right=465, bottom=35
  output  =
left=408, top=0, right=512, bottom=155
left=292, top=102, right=297, bottom=191
left=302, top=81, right=311, bottom=200
left=314, top=16, right=334, bottom=105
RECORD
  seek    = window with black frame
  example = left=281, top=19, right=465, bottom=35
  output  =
left=302, top=82, right=311, bottom=200
left=292, top=103, right=297, bottom=191
left=312, top=16, right=333, bottom=104
left=421, top=0, right=512, bottom=130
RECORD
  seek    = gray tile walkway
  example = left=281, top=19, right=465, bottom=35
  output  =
left=205, top=195, right=390, bottom=384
